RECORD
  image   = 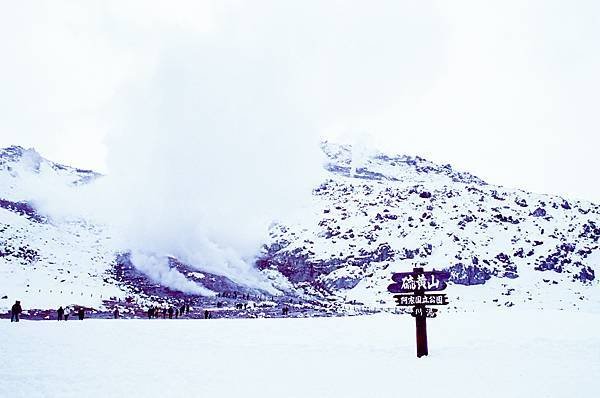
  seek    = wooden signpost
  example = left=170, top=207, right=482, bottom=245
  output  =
left=388, top=267, right=450, bottom=358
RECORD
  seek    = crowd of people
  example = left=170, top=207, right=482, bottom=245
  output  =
left=146, top=302, right=192, bottom=319
left=141, top=303, right=215, bottom=319
left=7, top=297, right=294, bottom=321
left=56, top=306, right=85, bottom=321
left=7, top=299, right=212, bottom=321
left=8, top=300, right=87, bottom=322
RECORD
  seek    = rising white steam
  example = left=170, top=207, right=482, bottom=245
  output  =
left=4, top=0, right=453, bottom=293
left=130, top=251, right=216, bottom=296
left=17, top=17, right=326, bottom=295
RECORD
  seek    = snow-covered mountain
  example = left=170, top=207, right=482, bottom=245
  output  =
left=1, top=144, right=599, bottom=316
left=261, top=143, right=600, bottom=311
left=0, top=146, right=123, bottom=313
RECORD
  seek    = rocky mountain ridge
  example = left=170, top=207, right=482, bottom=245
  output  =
left=1, top=143, right=599, bottom=316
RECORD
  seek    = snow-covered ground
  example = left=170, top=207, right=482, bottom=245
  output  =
left=2, top=311, right=599, bottom=398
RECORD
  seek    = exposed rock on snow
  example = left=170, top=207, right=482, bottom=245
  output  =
left=1, top=143, right=599, bottom=314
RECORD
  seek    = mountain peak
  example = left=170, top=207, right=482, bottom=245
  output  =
left=322, top=141, right=488, bottom=186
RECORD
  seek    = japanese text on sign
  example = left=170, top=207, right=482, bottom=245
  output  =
left=388, top=270, right=450, bottom=293
left=394, top=294, right=448, bottom=306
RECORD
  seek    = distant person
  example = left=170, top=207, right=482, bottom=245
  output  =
left=175, top=309, right=179, bottom=319
left=78, top=308, right=85, bottom=320
left=204, top=310, right=209, bottom=319
left=113, top=308, right=120, bottom=319
left=185, top=303, right=190, bottom=314
left=64, top=306, right=70, bottom=321
left=11, top=300, right=22, bottom=322
left=57, top=306, right=64, bottom=321
left=162, top=307, right=167, bottom=319
left=180, top=305, right=185, bottom=317
left=147, top=307, right=154, bottom=319
left=168, top=306, right=174, bottom=319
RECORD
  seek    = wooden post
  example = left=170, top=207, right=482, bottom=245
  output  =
left=415, top=305, right=428, bottom=358
left=413, top=267, right=428, bottom=358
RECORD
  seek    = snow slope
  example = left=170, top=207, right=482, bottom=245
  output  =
left=1, top=143, right=599, bottom=314
left=0, top=146, right=125, bottom=311
left=261, top=143, right=600, bottom=312
left=1, top=312, right=599, bottom=398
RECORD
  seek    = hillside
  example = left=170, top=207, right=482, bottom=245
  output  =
left=1, top=144, right=599, bottom=316
left=262, top=143, right=600, bottom=311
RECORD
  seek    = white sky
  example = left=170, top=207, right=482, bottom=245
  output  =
left=1, top=0, right=599, bottom=202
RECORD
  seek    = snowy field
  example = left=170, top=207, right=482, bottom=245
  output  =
left=1, top=311, right=599, bottom=398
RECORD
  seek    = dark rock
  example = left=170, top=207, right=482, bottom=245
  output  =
left=0, top=199, right=46, bottom=223
left=514, top=198, right=528, bottom=207
left=445, top=263, right=491, bottom=285
left=496, top=253, right=510, bottom=263
left=578, top=266, right=595, bottom=283
left=531, top=208, right=547, bottom=217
